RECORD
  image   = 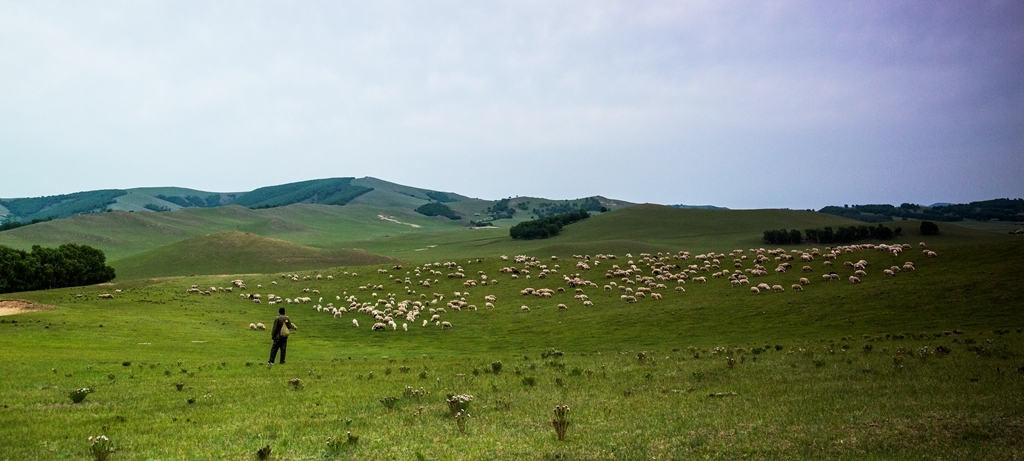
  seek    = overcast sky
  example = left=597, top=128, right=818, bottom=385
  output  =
left=1, top=1, right=1021, bottom=209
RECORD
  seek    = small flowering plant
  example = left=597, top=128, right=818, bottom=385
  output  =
left=552, top=405, right=570, bottom=441
left=379, top=396, right=400, bottom=410
left=446, top=394, right=473, bottom=416
left=69, top=387, right=92, bottom=404
left=88, top=435, right=114, bottom=461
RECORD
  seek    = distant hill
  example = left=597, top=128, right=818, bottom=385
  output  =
left=669, top=204, right=729, bottom=210
left=0, top=177, right=631, bottom=226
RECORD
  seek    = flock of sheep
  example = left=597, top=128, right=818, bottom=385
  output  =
left=186, top=242, right=935, bottom=333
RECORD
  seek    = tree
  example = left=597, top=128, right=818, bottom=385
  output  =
left=920, top=221, right=939, bottom=236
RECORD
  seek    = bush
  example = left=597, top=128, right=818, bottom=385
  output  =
left=0, top=243, right=116, bottom=294
left=920, top=221, right=939, bottom=236
left=415, top=202, right=459, bottom=220
left=510, top=210, right=589, bottom=240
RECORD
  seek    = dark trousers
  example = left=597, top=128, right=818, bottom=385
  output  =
left=269, top=337, right=288, bottom=364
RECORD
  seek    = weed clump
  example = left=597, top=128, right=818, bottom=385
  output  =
left=379, top=396, right=399, bottom=410
left=446, top=394, right=473, bottom=416
left=69, top=387, right=92, bottom=404
left=288, top=378, right=303, bottom=390
left=87, top=435, right=114, bottom=461
left=491, top=361, right=502, bottom=373
left=552, top=405, right=570, bottom=441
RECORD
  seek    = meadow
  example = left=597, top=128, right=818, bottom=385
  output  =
left=2, top=224, right=1023, bottom=459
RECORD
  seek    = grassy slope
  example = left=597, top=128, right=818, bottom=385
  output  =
left=0, top=238, right=1021, bottom=459
left=111, top=232, right=397, bottom=279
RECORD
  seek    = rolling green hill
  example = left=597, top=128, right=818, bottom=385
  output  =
left=1, top=202, right=1018, bottom=280
left=111, top=231, right=395, bottom=279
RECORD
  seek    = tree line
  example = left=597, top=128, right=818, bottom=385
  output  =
left=510, top=210, right=589, bottom=240
left=763, top=222, right=939, bottom=245
left=0, top=243, right=116, bottom=294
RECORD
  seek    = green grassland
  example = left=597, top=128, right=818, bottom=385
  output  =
left=1, top=225, right=1022, bottom=459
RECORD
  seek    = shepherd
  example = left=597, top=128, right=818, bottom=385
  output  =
left=269, top=307, right=297, bottom=365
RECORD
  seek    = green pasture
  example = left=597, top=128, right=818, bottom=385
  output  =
left=1, top=236, right=1022, bottom=459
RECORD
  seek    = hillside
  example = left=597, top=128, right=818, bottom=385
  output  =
left=111, top=231, right=395, bottom=279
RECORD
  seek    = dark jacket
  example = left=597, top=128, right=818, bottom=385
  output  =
left=271, top=315, right=296, bottom=340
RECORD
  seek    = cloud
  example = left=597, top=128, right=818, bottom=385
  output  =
left=0, top=1, right=1020, bottom=208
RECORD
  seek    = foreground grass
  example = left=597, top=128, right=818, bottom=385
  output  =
left=1, top=239, right=1022, bottom=459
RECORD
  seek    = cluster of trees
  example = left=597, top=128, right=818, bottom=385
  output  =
left=415, top=202, right=460, bottom=220
left=154, top=194, right=223, bottom=208
left=0, top=217, right=50, bottom=232
left=486, top=198, right=516, bottom=220
left=762, top=229, right=803, bottom=245
left=932, top=199, right=1024, bottom=222
left=425, top=191, right=456, bottom=203
left=510, top=210, right=589, bottom=240
left=531, top=198, right=605, bottom=218
left=232, top=178, right=373, bottom=209
left=0, top=243, right=116, bottom=294
left=819, top=199, right=1024, bottom=223
left=763, top=224, right=902, bottom=245
left=803, top=225, right=898, bottom=244
left=0, top=190, right=126, bottom=221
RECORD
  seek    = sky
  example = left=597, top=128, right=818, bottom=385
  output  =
left=1, top=1, right=1022, bottom=209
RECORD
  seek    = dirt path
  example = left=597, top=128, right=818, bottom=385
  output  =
left=0, top=300, right=57, bottom=316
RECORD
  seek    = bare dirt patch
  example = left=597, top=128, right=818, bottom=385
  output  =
left=0, top=300, right=58, bottom=316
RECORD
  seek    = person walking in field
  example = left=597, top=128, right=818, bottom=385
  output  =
left=269, top=307, right=297, bottom=365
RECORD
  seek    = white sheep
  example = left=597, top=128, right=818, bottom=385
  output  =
left=352, top=319, right=359, bottom=328
left=792, top=284, right=803, bottom=291
left=255, top=323, right=266, bottom=330
left=849, top=276, right=861, bottom=284
left=441, top=321, right=452, bottom=329
left=249, top=323, right=257, bottom=330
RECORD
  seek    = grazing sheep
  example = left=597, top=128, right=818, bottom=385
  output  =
left=884, top=269, right=895, bottom=277
left=854, top=270, right=867, bottom=277
left=675, top=286, right=685, bottom=292
left=750, top=286, right=760, bottom=295
left=256, top=323, right=266, bottom=330
left=372, top=323, right=386, bottom=331
left=521, top=305, right=531, bottom=312
left=403, top=323, right=408, bottom=331
left=583, top=300, right=594, bottom=307
left=791, top=284, right=803, bottom=291
left=352, top=319, right=359, bottom=328
left=849, top=276, right=861, bottom=284
left=772, top=284, right=785, bottom=293
left=249, top=323, right=257, bottom=330
left=802, top=265, right=813, bottom=272
left=799, top=277, right=810, bottom=285
left=557, top=303, right=568, bottom=310
left=441, top=321, right=452, bottom=329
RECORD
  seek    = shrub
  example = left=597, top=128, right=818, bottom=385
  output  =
left=415, top=202, right=460, bottom=220
left=490, top=361, right=502, bottom=374
left=920, top=221, right=939, bottom=236
left=87, top=435, right=114, bottom=461
left=69, top=387, right=92, bottom=404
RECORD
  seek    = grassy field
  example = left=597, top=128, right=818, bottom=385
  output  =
left=1, top=231, right=1022, bottom=459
